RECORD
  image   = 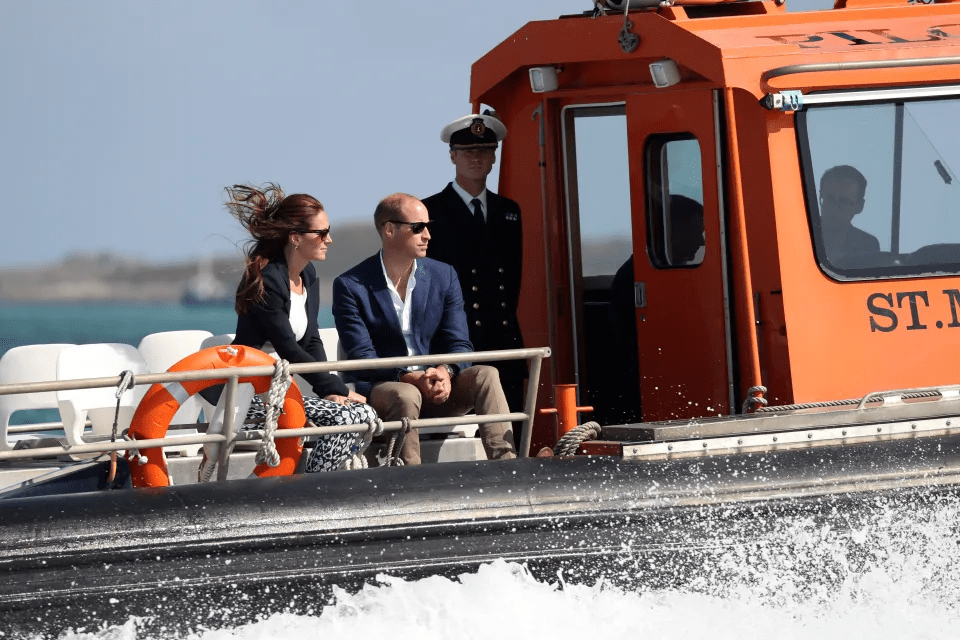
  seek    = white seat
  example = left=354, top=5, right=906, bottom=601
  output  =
left=137, top=330, right=214, bottom=456
left=315, top=327, right=351, bottom=394
left=317, top=327, right=344, bottom=368
left=56, top=343, right=150, bottom=447
left=138, top=330, right=214, bottom=370
left=0, top=343, right=75, bottom=451
left=199, top=334, right=236, bottom=351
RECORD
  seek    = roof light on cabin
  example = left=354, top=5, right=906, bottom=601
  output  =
left=529, top=66, right=559, bottom=93
left=649, top=59, right=680, bottom=88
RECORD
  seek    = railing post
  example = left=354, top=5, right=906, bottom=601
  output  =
left=540, top=384, right=593, bottom=440
left=217, top=376, right=240, bottom=482
left=520, top=354, right=544, bottom=458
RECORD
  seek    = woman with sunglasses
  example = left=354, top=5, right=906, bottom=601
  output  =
left=224, top=183, right=376, bottom=472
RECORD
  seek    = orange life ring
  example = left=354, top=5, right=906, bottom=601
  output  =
left=126, top=345, right=306, bottom=488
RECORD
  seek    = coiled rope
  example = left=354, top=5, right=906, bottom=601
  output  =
left=553, top=421, right=602, bottom=456
left=378, top=417, right=411, bottom=467
left=742, top=385, right=768, bottom=413
left=255, top=358, right=292, bottom=469
left=341, top=413, right=384, bottom=470
left=198, top=445, right=217, bottom=483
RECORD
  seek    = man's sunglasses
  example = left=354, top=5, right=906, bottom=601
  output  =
left=295, top=227, right=331, bottom=240
left=819, top=194, right=860, bottom=209
left=388, top=220, right=432, bottom=234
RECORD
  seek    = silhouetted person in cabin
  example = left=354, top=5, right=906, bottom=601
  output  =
left=608, top=195, right=704, bottom=423
left=819, top=165, right=880, bottom=264
left=669, top=194, right=706, bottom=265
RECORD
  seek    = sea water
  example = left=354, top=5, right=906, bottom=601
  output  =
left=0, top=302, right=299, bottom=357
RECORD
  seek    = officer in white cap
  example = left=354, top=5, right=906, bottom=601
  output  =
left=423, top=112, right=527, bottom=452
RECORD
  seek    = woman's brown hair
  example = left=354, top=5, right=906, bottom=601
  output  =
left=225, top=183, right=325, bottom=314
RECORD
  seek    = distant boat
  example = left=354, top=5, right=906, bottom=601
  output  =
left=180, top=259, right=233, bottom=307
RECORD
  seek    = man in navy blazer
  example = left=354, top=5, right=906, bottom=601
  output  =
left=333, top=193, right=517, bottom=465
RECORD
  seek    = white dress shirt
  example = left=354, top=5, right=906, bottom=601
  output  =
left=288, top=287, right=308, bottom=341
left=451, top=181, right=488, bottom=222
left=380, top=252, right=421, bottom=369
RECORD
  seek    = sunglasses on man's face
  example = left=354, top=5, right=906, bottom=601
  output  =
left=296, top=227, right=331, bottom=240
left=819, top=193, right=860, bottom=209
left=388, top=220, right=432, bottom=234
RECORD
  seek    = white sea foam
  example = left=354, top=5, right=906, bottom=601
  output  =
left=53, top=490, right=960, bottom=640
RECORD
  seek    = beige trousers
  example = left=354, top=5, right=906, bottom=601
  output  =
left=370, top=365, right=517, bottom=465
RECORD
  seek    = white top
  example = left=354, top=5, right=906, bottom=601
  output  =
left=289, top=287, right=308, bottom=341
left=452, top=181, right=488, bottom=222
left=380, top=251, right=420, bottom=369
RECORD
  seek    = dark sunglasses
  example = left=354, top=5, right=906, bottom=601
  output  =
left=388, top=220, right=432, bottom=234
left=819, top=193, right=860, bottom=209
left=295, top=227, right=331, bottom=240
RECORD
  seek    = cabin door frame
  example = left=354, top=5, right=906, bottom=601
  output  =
left=626, top=89, right=735, bottom=421
left=559, top=101, right=642, bottom=425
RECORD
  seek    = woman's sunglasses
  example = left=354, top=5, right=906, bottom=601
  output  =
left=388, top=220, right=432, bottom=234
left=296, top=227, right=331, bottom=240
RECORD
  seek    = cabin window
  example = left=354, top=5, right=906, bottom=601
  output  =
left=562, top=105, right=632, bottom=279
left=799, top=99, right=960, bottom=279
left=644, top=135, right=705, bottom=269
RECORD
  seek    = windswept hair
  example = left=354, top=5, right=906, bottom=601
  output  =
left=225, top=183, right=325, bottom=314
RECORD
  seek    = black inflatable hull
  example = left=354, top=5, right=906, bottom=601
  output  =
left=4, top=433, right=960, bottom=636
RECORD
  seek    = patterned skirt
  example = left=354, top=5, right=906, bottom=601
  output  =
left=245, top=395, right=378, bottom=473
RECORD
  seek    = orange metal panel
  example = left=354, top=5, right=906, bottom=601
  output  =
left=470, top=1, right=960, bottom=440
left=627, top=89, right=732, bottom=421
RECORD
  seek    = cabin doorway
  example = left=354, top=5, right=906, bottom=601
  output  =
left=561, top=103, right=642, bottom=425
left=626, top=89, right=733, bottom=421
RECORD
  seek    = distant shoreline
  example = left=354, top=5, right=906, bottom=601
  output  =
left=0, top=253, right=244, bottom=304
left=0, top=223, right=383, bottom=305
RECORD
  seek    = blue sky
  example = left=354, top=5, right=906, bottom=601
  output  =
left=1, top=0, right=829, bottom=268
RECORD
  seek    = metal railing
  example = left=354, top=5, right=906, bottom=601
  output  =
left=0, top=347, right=551, bottom=479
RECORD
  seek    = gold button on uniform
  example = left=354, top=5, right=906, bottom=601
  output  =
left=475, top=320, right=482, bottom=327
left=473, top=303, right=480, bottom=309
left=499, top=285, right=505, bottom=291
left=472, top=286, right=478, bottom=292
left=503, top=320, right=508, bottom=326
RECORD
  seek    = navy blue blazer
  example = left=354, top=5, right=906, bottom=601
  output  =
left=332, top=253, right=473, bottom=398
left=233, top=257, right=349, bottom=398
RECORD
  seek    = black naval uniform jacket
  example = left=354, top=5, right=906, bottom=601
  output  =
left=423, top=183, right=525, bottom=380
